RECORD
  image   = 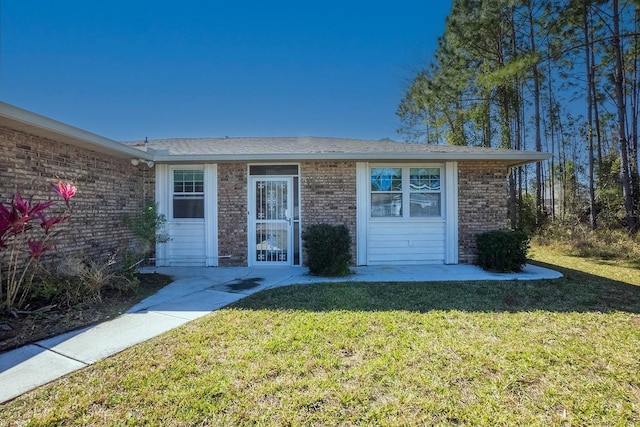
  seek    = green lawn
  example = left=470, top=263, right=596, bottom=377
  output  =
left=2, top=245, right=640, bottom=426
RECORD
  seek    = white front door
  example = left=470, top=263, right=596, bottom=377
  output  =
left=249, top=177, right=293, bottom=265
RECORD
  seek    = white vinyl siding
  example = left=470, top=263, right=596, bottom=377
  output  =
left=166, top=222, right=207, bottom=266
left=368, top=221, right=445, bottom=265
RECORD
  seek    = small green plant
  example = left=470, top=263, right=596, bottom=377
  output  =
left=123, top=200, right=170, bottom=264
left=120, top=248, right=141, bottom=282
left=302, top=224, right=352, bottom=276
left=476, top=230, right=529, bottom=272
left=30, top=272, right=61, bottom=303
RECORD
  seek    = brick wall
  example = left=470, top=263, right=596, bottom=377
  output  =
left=300, top=161, right=357, bottom=265
left=0, top=125, right=152, bottom=265
left=457, top=161, right=510, bottom=263
left=217, top=163, right=248, bottom=266
left=215, top=161, right=358, bottom=267
left=213, top=160, right=507, bottom=267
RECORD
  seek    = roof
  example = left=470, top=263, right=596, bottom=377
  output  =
left=0, top=102, right=550, bottom=167
left=128, top=137, right=551, bottom=167
left=0, top=102, right=153, bottom=160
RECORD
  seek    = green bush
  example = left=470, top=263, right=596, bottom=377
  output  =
left=476, top=230, right=529, bottom=273
left=123, top=200, right=170, bottom=263
left=302, top=224, right=352, bottom=277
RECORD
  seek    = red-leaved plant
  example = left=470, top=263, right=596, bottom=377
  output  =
left=0, top=181, right=76, bottom=312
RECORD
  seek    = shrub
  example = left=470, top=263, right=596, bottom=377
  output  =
left=302, top=224, right=352, bottom=277
left=52, top=253, right=137, bottom=306
left=123, top=200, right=170, bottom=265
left=513, top=193, right=549, bottom=235
left=476, top=230, right=529, bottom=273
left=120, top=248, right=142, bottom=282
left=0, top=181, right=76, bottom=312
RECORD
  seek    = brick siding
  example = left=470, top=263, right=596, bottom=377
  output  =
left=0, top=125, right=152, bottom=266
left=215, top=160, right=508, bottom=267
left=457, top=161, right=510, bottom=263
left=216, top=163, right=248, bottom=266
left=300, top=161, right=357, bottom=265
left=216, top=161, right=358, bottom=267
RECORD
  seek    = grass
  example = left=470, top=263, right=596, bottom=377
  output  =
left=533, top=225, right=640, bottom=270
left=2, top=245, right=640, bottom=425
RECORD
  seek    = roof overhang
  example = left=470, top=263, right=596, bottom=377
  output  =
left=0, top=102, right=153, bottom=160
left=149, top=151, right=550, bottom=168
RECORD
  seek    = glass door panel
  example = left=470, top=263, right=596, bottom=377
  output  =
left=252, top=178, right=292, bottom=264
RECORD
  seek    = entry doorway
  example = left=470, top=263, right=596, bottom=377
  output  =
left=248, top=164, right=301, bottom=266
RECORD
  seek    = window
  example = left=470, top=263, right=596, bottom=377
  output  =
left=371, top=167, right=403, bottom=217
left=370, top=166, right=442, bottom=218
left=409, top=167, right=441, bottom=217
left=249, top=165, right=299, bottom=175
left=173, top=169, right=204, bottom=218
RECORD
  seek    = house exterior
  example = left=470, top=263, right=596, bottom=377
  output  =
left=1, top=102, right=550, bottom=268
left=0, top=102, right=155, bottom=262
left=129, top=138, right=549, bottom=268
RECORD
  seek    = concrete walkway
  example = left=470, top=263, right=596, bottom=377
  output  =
left=0, top=263, right=561, bottom=404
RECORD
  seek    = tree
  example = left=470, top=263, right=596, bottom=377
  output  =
left=399, top=0, right=640, bottom=234
left=583, top=0, right=598, bottom=229
left=612, top=0, right=637, bottom=233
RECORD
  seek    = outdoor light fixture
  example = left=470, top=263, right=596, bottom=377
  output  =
left=130, top=158, right=154, bottom=168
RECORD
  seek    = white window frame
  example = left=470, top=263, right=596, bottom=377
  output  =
left=369, top=164, right=445, bottom=221
left=171, top=166, right=205, bottom=221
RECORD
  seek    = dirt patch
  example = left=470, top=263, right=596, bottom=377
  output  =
left=0, top=273, right=173, bottom=353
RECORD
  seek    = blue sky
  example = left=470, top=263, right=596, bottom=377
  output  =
left=1, top=1, right=451, bottom=141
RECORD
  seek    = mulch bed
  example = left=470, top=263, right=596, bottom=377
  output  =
left=0, top=273, right=173, bottom=353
